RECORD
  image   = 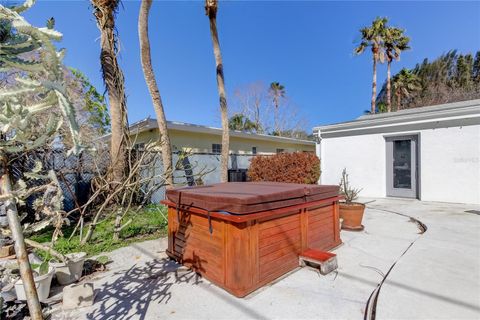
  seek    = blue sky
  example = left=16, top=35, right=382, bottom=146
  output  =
left=20, top=0, right=480, bottom=130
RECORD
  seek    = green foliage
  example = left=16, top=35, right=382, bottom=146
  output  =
left=46, top=17, right=54, bottom=30
left=0, top=1, right=82, bottom=238
left=377, top=50, right=480, bottom=109
left=70, top=67, right=111, bottom=134
left=355, top=17, right=388, bottom=59
left=269, top=82, right=286, bottom=101
left=30, top=262, right=49, bottom=275
left=456, top=54, right=473, bottom=89
left=96, top=255, right=110, bottom=265
left=473, top=51, right=480, bottom=82
left=0, top=1, right=82, bottom=155
left=228, top=113, right=259, bottom=132
left=248, top=152, right=320, bottom=184
left=384, top=26, right=410, bottom=63
left=38, top=261, right=49, bottom=275
left=32, top=205, right=168, bottom=257
left=392, top=68, right=421, bottom=109
left=377, top=102, right=387, bottom=113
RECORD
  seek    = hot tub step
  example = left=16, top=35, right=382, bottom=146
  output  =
left=299, top=249, right=337, bottom=275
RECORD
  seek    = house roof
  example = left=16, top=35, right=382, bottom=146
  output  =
left=127, top=118, right=315, bottom=146
left=314, top=99, right=480, bottom=139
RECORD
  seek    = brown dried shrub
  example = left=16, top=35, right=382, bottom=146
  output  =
left=248, top=152, right=320, bottom=184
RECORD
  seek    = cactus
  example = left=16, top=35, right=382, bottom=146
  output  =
left=0, top=1, right=82, bottom=156
left=0, top=2, right=82, bottom=317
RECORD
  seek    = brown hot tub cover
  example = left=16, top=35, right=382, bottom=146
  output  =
left=166, top=182, right=339, bottom=215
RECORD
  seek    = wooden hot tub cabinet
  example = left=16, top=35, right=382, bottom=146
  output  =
left=162, top=183, right=341, bottom=298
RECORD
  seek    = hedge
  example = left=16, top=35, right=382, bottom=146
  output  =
left=248, top=152, right=320, bottom=184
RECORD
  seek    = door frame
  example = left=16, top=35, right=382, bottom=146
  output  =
left=385, top=134, right=420, bottom=199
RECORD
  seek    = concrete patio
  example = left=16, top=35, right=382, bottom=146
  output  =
left=54, top=198, right=480, bottom=320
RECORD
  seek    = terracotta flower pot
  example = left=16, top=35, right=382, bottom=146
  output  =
left=339, top=202, right=365, bottom=230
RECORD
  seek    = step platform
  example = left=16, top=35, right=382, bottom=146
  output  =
left=299, top=249, right=338, bottom=275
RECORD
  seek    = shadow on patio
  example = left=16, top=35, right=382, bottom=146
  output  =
left=86, top=258, right=202, bottom=320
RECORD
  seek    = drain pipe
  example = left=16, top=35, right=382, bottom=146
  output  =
left=363, top=206, right=427, bottom=320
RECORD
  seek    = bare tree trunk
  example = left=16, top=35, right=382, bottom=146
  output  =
left=273, top=98, right=279, bottom=135
left=112, top=209, right=122, bottom=241
left=138, top=0, right=174, bottom=188
left=0, top=152, right=43, bottom=320
left=206, top=1, right=229, bottom=182
left=254, top=101, right=261, bottom=133
left=93, top=3, right=130, bottom=185
left=371, top=53, right=377, bottom=114
left=396, top=91, right=401, bottom=111
left=387, top=59, right=392, bottom=112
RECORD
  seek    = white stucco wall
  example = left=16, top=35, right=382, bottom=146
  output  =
left=318, top=124, right=480, bottom=204
left=419, top=125, right=480, bottom=204
left=320, top=134, right=386, bottom=197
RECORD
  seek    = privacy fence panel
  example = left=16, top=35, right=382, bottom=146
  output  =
left=7, top=148, right=257, bottom=210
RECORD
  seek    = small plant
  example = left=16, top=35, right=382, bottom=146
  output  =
left=96, top=256, right=110, bottom=265
left=30, top=262, right=49, bottom=276
left=339, top=168, right=362, bottom=204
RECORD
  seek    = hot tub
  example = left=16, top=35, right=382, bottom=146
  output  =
left=161, top=182, right=341, bottom=297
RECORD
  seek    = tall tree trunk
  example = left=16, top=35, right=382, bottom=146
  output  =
left=0, top=152, right=43, bottom=320
left=254, top=100, right=261, bottom=133
left=206, top=2, right=229, bottom=183
left=138, top=0, right=174, bottom=187
left=93, top=3, right=129, bottom=185
left=371, top=53, right=377, bottom=114
left=387, top=59, right=392, bottom=112
left=273, top=97, right=279, bottom=135
left=396, top=90, right=401, bottom=111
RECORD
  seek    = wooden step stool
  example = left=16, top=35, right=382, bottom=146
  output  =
left=299, top=249, right=337, bottom=275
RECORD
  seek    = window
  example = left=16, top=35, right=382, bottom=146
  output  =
left=252, top=147, right=257, bottom=155
left=212, top=143, right=222, bottom=154
left=276, top=148, right=285, bottom=154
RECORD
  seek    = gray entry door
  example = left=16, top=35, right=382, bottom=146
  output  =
left=386, top=135, right=418, bottom=198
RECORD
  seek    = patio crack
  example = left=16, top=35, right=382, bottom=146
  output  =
left=363, top=206, right=427, bottom=320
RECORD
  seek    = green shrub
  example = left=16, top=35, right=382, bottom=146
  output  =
left=248, top=152, right=320, bottom=184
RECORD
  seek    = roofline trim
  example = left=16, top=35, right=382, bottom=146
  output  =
left=124, top=118, right=315, bottom=146
left=313, top=99, right=480, bottom=134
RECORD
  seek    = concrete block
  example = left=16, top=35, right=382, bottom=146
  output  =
left=299, top=249, right=338, bottom=275
left=63, top=282, right=94, bottom=310
left=319, top=257, right=338, bottom=275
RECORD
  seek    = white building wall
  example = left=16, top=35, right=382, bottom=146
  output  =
left=318, top=124, right=480, bottom=204
left=419, top=125, right=480, bottom=204
left=320, top=134, right=386, bottom=197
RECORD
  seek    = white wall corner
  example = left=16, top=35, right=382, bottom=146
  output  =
left=315, top=130, right=323, bottom=184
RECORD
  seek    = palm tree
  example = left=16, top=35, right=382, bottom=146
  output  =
left=228, top=114, right=244, bottom=131
left=91, top=0, right=129, bottom=184
left=269, top=82, right=285, bottom=135
left=384, top=27, right=410, bottom=112
left=138, top=0, right=173, bottom=187
left=205, top=0, right=229, bottom=182
left=392, top=68, right=421, bottom=110
left=355, top=17, right=388, bottom=114
left=228, top=113, right=258, bottom=132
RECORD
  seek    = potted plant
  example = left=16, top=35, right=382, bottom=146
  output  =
left=14, top=262, right=54, bottom=302
left=339, top=168, right=365, bottom=230
left=49, top=252, right=87, bottom=285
